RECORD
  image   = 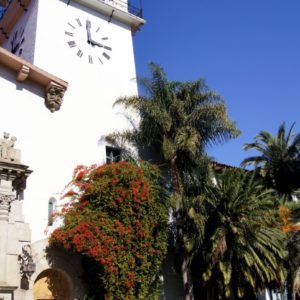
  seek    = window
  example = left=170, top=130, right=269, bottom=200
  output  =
left=48, top=197, right=56, bottom=225
left=106, top=146, right=122, bottom=164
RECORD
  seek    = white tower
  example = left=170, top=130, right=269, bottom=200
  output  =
left=1, top=0, right=144, bottom=241
left=0, top=1, right=145, bottom=298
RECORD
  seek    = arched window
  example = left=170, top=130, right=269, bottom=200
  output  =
left=48, top=197, right=57, bottom=225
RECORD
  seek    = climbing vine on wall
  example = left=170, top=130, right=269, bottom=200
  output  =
left=49, top=161, right=169, bottom=299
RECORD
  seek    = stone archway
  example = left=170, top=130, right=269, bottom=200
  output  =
left=33, top=268, right=71, bottom=300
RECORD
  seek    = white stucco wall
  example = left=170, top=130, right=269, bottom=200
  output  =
left=0, top=0, right=139, bottom=241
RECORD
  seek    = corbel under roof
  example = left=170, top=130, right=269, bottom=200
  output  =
left=0, top=46, right=68, bottom=112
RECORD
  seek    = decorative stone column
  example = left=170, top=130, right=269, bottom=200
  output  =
left=0, top=184, right=15, bottom=284
left=0, top=132, right=32, bottom=299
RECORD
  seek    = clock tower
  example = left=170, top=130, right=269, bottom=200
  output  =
left=1, top=0, right=145, bottom=237
left=0, top=0, right=145, bottom=298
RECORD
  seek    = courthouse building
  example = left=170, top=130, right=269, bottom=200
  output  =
left=0, top=0, right=152, bottom=299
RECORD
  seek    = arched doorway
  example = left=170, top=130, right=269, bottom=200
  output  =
left=33, top=268, right=71, bottom=300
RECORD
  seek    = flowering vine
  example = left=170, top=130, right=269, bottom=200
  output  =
left=279, top=205, right=300, bottom=233
left=49, top=161, right=168, bottom=299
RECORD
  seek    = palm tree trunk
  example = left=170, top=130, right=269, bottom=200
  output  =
left=170, top=158, right=194, bottom=300
left=182, top=258, right=193, bottom=300
left=287, top=274, right=295, bottom=300
left=170, top=156, right=183, bottom=195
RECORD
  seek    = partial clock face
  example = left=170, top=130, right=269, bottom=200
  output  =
left=64, top=17, right=112, bottom=65
left=10, top=27, right=25, bottom=56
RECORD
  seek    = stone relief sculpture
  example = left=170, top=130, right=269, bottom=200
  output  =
left=0, top=193, right=15, bottom=211
left=0, top=132, right=20, bottom=163
left=18, top=244, right=36, bottom=280
left=45, top=82, right=65, bottom=113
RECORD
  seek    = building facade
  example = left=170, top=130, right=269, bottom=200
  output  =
left=0, top=0, right=146, bottom=298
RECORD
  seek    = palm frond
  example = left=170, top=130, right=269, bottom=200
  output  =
left=240, top=155, right=267, bottom=167
left=188, top=170, right=287, bottom=299
left=243, top=122, right=300, bottom=199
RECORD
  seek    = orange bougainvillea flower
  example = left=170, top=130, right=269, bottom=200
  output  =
left=279, top=205, right=300, bottom=233
left=63, top=189, right=77, bottom=197
left=49, top=161, right=168, bottom=299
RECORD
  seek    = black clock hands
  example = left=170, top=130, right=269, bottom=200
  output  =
left=86, top=20, right=92, bottom=43
left=90, top=39, right=103, bottom=47
left=90, top=39, right=112, bottom=51
left=85, top=19, right=111, bottom=51
left=66, top=16, right=113, bottom=65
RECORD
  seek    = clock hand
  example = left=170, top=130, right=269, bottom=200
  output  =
left=90, top=39, right=112, bottom=51
left=86, top=20, right=92, bottom=43
left=90, top=39, right=104, bottom=47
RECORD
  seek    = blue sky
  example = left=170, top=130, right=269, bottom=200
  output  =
left=133, top=0, right=300, bottom=167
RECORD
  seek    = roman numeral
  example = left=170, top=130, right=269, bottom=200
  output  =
left=104, top=46, right=112, bottom=51
left=68, top=41, right=76, bottom=48
left=102, top=37, right=108, bottom=41
left=77, top=49, right=83, bottom=58
left=98, top=57, right=103, bottom=64
left=102, top=52, right=110, bottom=60
left=96, top=27, right=100, bottom=33
left=88, top=55, right=93, bottom=64
left=67, top=22, right=75, bottom=29
left=76, top=18, right=82, bottom=26
left=65, top=31, right=74, bottom=37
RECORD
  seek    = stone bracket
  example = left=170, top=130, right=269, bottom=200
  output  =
left=45, top=81, right=66, bottom=113
left=16, top=65, right=30, bottom=81
left=0, top=47, right=68, bottom=113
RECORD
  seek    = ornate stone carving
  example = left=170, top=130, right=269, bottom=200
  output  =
left=0, top=163, right=32, bottom=201
left=45, top=82, right=65, bottom=113
left=18, top=244, right=36, bottom=280
left=0, top=193, right=15, bottom=211
left=0, top=132, right=32, bottom=200
left=0, top=132, right=20, bottom=163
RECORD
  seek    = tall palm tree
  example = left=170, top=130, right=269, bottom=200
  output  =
left=180, top=170, right=287, bottom=299
left=241, top=122, right=300, bottom=200
left=106, top=62, right=240, bottom=299
left=108, top=62, right=240, bottom=192
left=242, top=124, right=300, bottom=300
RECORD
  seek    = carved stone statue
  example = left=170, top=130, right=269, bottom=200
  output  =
left=0, top=132, right=20, bottom=163
left=45, top=82, right=65, bottom=113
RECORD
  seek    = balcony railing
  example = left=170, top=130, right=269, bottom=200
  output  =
left=117, top=0, right=143, bottom=18
left=84, top=0, right=143, bottom=18
left=0, top=0, right=143, bottom=22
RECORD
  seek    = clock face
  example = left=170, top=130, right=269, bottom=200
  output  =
left=64, top=17, right=112, bottom=65
left=10, top=27, right=25, bottom=56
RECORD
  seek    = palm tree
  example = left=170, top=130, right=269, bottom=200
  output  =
left=277, top=200, right=300, bottom=300
left=241, top=122, right=300, bottom=200
left=242, top=122, right=300, bottom=300
left=180, top=170, right=287, bottom=299
left=108, top=62, right=240, bottom=191
left=106, top=62, right=240, bottom=299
